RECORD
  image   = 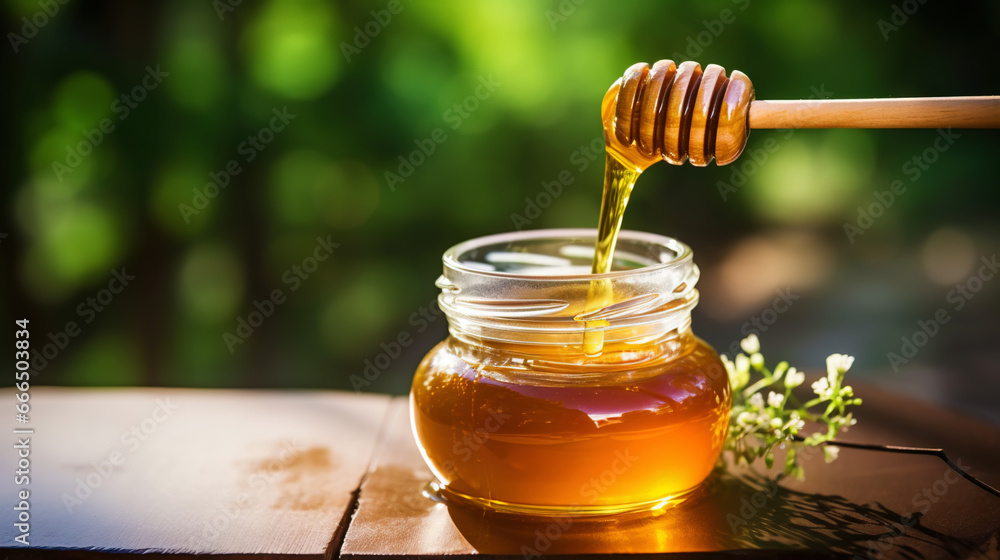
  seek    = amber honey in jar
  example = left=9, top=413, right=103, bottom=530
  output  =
left=409, top=229, right=731, bottom=516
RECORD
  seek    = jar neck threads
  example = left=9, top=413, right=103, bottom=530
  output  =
left=436, top=229, right=699, bottom=358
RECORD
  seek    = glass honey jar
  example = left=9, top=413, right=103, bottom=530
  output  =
left=410, top=229, right=731, bottom=516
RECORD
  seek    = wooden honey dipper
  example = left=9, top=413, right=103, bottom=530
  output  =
left=604, top=60, right=1000, bottom=169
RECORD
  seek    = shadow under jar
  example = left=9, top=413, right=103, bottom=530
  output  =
left=410, top=229, right=731, bottom=516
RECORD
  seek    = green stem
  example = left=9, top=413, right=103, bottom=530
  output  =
left=742, top=375, right=774, bottom=399
left=802, top=397, right=823, bottom=409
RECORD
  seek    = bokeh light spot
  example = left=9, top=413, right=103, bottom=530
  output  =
left=701, top=231, right=834, bottom=321
left=921, top=227, right=977, bottom=286
left=749, top=130, right=875, bottom=225
left=242, top=0, right=341, bottom=100
left=41, top=204, right=121, bottom=284
left=760, top=0, right=838, bottom=58
left=52, top=71, right=115, bottom=129
left=30, top=129, right=97, bottom=190
left=320, top=269, right=397, bottom=355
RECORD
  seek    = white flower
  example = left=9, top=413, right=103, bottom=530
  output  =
left=748, top=392, right=765, bottom=409
left=823, top=445, right=840, bottom=463
left=836, top=413, right=857, bottom=429
left=740, top=334, right=760, bottom=354
left=767, top=391, right=784, bottom=408
left=736, top=411, right=756, bottom=427
left=785, top=413, right=805, bottom=432
left=811, top=377, right=833, bottom=399
left=770, top=417, right=783, bottom=429
left=826, top=354, right=855, bottom=383
left=725, top=354, right=750, bottom=391
left=784, top=367, right=805, bottom=389
left=721, top=354, right=735, bottom=376
left=750, top=353, right=764, bottom=369
left=735, top=354, right=750, bottom=374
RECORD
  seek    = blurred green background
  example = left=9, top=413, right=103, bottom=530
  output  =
left=4, top=1, right=999, bottom=424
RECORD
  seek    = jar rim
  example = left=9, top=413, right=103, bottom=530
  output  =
left=442, top=228, right=693, bottom=281
left=437, top=229, right=700, bottom=349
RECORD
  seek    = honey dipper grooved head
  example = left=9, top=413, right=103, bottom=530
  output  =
left=602, top=60, right=755, bottom=168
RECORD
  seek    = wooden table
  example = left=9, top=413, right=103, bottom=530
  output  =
left=3, top=385, right=999, bottom=559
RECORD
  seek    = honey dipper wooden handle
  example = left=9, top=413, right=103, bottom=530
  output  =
left=748, top=96, right=1000, bottom=129
left=603, top=60, right=1000, bottom=167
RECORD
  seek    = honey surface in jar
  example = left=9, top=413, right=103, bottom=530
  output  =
left=410, top=331, right=731, bottom=515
